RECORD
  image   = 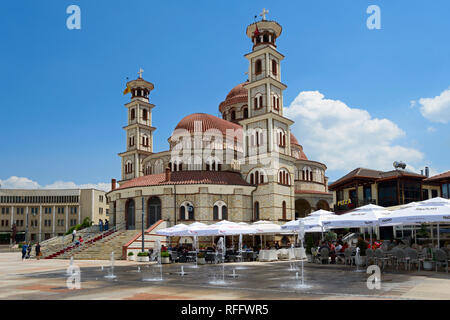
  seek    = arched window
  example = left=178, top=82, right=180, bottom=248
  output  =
left=277, top=129, right=286, bottom=147
left=125, top=161, right=133, bottom=174
left=248, top=169, right=266, bottom=185
left=255, top=59, right=262, bottom=74
left=231, top=110, right=236, bottom=120
left=254, top=201, right=260, bottom=221
left=142, top=109, right=148, bottom=121
left=129, top=135, right=135, bottom=147
left=243, top=107, right=248, bottom=119
left=180, top=202, right=194, bottom=220
left=213, top=201, right=227, bottom=220
left=302, top=167, right=312, bottom=181
left=130, top=109, right=135, bottom=120
left=272, top=59, right=277, bottom=76
left=278, top=169, right=290, bottom=185
left=282, top=201, right=286, bottom=220
left=254, top=93, right=263, bottom=109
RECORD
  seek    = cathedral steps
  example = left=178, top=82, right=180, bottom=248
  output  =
left=59, top=230, right=140, bottom=260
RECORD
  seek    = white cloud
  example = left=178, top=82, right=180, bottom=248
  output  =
left=0, top=176, right=110, bottom=192
left=419, top=87, right=450, bottom=123
left=0, top=176, right=40, bottom=189
left=285, top=91, right=424, bottom=172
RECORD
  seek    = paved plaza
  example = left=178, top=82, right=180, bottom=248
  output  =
left=1, top=252, right=450, bottom=300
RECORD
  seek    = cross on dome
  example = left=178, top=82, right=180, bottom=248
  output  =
left=138, top=68, right=144, bottom=78
left=260, top=8, right=269, bottom=20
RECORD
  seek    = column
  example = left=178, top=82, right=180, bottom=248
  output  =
left=265, top=52, right=270, bottom=78
left=266, top=82, right=270, bottom=113
left=10, top=206, right=14, bottom=244
left=78, top=205, right=81, bottom=225
left=66, top=205, right=69, bottom=233
left=267, top=118, right=273, bottom=153
left=52, top=205, right=56, bottom=236
left=26, top=206, right=29, bottom=242
left=39, top=205, right=42, bottom=242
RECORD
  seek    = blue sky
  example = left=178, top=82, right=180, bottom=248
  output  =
left=0, top=0, right=449, bottom=190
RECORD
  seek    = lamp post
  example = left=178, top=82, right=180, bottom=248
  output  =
left=141, top=197, right=145, bottom=252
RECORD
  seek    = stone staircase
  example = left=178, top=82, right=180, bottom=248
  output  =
left=33, top=227, right=100, bottom=259
left=60, top=230, right=139, bottom=260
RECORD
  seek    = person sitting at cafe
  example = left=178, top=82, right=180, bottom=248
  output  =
left=329, top=241, right=337, bottom=264
left=274, top=241, right=280, bottom=250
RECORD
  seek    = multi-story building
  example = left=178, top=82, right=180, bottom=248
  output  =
left=424, top=171, right=450, bottom=199
left=329, top=166, right=442, bottom=213
left=0, top=188, right=109, bottom=243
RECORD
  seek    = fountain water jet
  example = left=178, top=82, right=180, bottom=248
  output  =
left=104, top=252, right=117, bottom=279
left=142, top=239, right=163, bottom=281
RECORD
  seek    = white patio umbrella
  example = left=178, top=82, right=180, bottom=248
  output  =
left=156, top=223, right=189, bottom=236
left=323, top=204, right=394, bottom=245
left=380, top=197, right=450, bottom=247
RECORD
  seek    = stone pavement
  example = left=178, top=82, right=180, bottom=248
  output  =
left=1, top=252, right=450, bottom=300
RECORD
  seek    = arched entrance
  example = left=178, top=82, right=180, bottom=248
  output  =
left=125, top=199, right=135, bottom=230
left=147, top=197, right=161, bottom=227
left=295, top=199, right=311, bottom=219
left=316, top=200, right=330, bottom=211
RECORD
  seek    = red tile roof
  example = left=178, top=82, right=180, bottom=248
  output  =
left=425, top=170, right=450, bottom=182
left=329, top=167, right=426, bottom=190
left=116, top=171, right=251, bottom=190
left=219, top=82, right=249, bottom=113
left=173, top=113, right=242, bottom=136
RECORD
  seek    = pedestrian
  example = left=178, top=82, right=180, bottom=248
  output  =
left=35, top=242, right=41, bottom=260
left=21, top=243, right=28, bottom=260
left=26, top=243, right=32, bottom=259
left=99, top=219, right=103, bottom=232
left=104, top=219, right=109, bottom=231
left=72, top=229, right=77, bottom=242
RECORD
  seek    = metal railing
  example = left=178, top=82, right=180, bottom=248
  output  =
left=54, top=222, right=127, bottom=258
left=41, top=223, right=125, bottom=256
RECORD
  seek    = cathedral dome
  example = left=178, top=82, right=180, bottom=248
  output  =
left=219, top=81, right=248, bottom=113
left=290, top=132, right=308, bottom=160
left=173, top=113, right=242, bottom=136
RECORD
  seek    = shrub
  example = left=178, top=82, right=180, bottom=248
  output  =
left=137, top=252, right=149, bottom=257
left=325, top=231, right=337, bottom=242
left=197, top=252, right=205, bottom=259
left=128, top=251, right=134, bottom=256
left=357, top=238, right=368, bottom=256
left=161, top=251, right=170, bottom=258
left=18, top=244, right=23, bottom=249
left=305, top=235, right=314, bottom=255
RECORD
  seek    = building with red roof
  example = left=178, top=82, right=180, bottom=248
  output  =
left=106, top=15, right=332, bottom=235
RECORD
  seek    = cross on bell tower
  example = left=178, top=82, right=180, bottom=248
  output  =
left=260, top=8, right=269, bottom=20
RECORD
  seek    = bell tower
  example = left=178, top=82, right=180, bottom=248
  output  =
left=119, top=69, right=156, bottom=181
left=241, top=11, right=293, bottom=158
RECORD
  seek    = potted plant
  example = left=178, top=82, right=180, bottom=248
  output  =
left=127, top=251, right=135, bottom=261
left=136, top=251, right=149, bottom=262
left=161, top=251, right=170, bottom=264
left=356, top=238, right=368, bottom=266
left=422, top=248, right=434, bottom=271
left=197, top=252, right=206, bottom=265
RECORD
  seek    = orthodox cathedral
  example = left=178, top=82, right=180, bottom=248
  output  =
left=106, top=13, right=332, bottom=234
